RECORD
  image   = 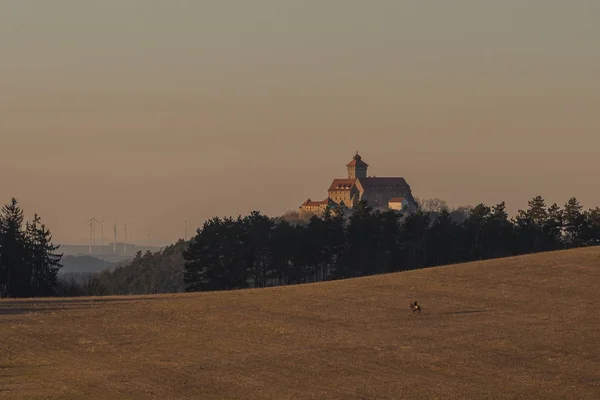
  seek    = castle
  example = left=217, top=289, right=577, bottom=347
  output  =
left=299, top=153, right=417, bottom=219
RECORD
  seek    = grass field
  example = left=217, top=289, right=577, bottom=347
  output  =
left=1, top=247, right=600, bottom=399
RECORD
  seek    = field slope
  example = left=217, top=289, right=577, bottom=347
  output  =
left=1, top=247, right=600, bottom=399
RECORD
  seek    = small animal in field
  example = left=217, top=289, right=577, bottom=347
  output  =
left=410, top=301, right=421, bottom=314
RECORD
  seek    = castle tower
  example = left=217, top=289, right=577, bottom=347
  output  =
left=346, top=152, right=368, bottom=179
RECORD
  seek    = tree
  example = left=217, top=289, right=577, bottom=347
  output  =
left=543, top=203, right=564, bottom=251
left=416, top=197, right=449, bottom=213
left=563, top=197, right=586, bottom=248
left=324, top=206, right=346, bottom=279
left=485, top=202, right=516, bottom=259
left=378, top=209, right=403, bottom=273
left=462, top=203, right=491, bottom=260
left=583, top=207, right=600, bottom=246
left=242, top=211, right=274, bottom=288
left=426, top=209, right=461, bottom=266
left=269, top=220, right=298, bottom=285
left=0, top=198, right=27, bottom=297
left=183, top=217, right=249, bottom=292
left=514, top=196, right=549, bottom=254
left=24, top=214, right=63, bottom=296
left=0, top=199, right=62, bottom=297
left=399, top=210, right=430, bottom=269
left=341, top=200, right=381, bottom=277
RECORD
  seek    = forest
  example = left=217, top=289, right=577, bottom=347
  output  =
left=67, top=195, right=600, bottom=296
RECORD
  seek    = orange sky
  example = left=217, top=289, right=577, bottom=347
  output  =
left=1, top=1, right=599, bottom=245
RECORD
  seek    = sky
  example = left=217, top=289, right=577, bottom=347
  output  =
left=1, top=1, right=599, bottom=245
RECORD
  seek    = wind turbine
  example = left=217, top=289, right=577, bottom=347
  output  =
left=112, top=222, right=117, bottom=254
left=123, top=222, right=135, bottom=253
left=91, top=216, right=104, bottom=254
left=85, top=218, right=95, bottom=254
left=185, top=220, right=188, bottom=241
left=91, top=218, right=102, bottom=247
left=100, top=216, right=104, bottom=254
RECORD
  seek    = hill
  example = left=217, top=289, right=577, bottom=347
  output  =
left=1, top=247, right=599, bottom=399
left=58, top=255, right=115, bottom=275
left=58, top=243, right=163, bottom=262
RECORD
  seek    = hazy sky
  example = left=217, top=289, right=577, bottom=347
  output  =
left=1, top=1, right=599, bottom=245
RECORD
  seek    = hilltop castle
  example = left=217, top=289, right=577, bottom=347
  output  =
left=299, top=153, right=417, bottom=219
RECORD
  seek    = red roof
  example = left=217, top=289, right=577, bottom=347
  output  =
left=346, top=153, right=369, bottom=168
left=300, top=198, right=337, bottom=207
left=328, top=178, right=356, bottom=191
left=389, top=197, right=406, bottom=203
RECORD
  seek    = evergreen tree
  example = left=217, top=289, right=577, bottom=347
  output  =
left=462, top=203, right=491, bottom=260
left=242, top=211, right=274, bottom=288
left=25, top=214, right=63, bottom=296
left=183, top=217, right=249, bottom=292
left=270, top=220, right=298, bottom=285
left=485, top=202, right=516, bottom=259
left=563, top=197, right=586, bottom=248
left=305, top=215, right=326, bottom=281
left=341, top=200, right=380, bottom=277
left=324, top=206, right=346, bottom=278
left=378, top=209, right=403, bottom=273
left=583, top=207, right=600, bottom=246
left=426, top=208, right=461, bottom=266
left=543, top=203, right=564, bottom=250
left=514, top=196, right=548, bottom=254
left=399, top=210, right=430, bottom=269
left=0, top=198, right=27, bottom=297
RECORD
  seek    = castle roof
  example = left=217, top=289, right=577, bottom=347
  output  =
left=300, top=198, right=338, bottom=207
left=328, top=178, right=357, bottom=191
left=346, top=152, right=369, bottom=168
left=357, top=177, right=409, bottom=190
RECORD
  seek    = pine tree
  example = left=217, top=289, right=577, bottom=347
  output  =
left=485, top=202, right=516, bottom=259
left=378, top=209, right=403, bottom=273
left=0, top=198, right=27, bottom=297
left=25, top=214, right=63, bottom=296
left=325, top=206, right=346, bottom=278
left=514, top=196, right=549, bottom=254
left=306, top=215, right=326, bottom=282
left=270, top=220, right=297, bottom=285
left=399, top=210, right=430, bottom=269
left=342, top=200, right=380, bottom=277
left=463, top=203, right=491, bottom=260
left=426, top=208, right=461, bottom=266
left=583, top=207, right=600, bottom=246
left=563, top=197, right=586, bottom=248
left=243, top=211, right=274, bottom=288
left=544, top=203, right=564, bottom=250
left=184, top=217, right=247, bottom=292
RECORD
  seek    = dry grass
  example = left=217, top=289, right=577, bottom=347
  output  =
left=1, top=247, right=600, bottom=399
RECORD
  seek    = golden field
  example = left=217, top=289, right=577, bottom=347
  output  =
left=1, top=247, right=599, bottom=399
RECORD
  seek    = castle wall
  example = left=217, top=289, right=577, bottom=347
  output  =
left=328, top=186, right=358, bottom=206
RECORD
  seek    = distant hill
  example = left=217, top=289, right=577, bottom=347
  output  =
left=58, top=243, right=163, bottom=263
left=88, top=239, right=188, bottom=295
left=1, top=247, right=599, bottom=398
left=58, top=255, right=116, bottom=274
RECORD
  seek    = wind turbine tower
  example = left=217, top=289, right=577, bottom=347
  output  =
left=86, top=218, right=94, bottom=254
left=113, top=223, right=117, bottom=254
left=124, top=222, right=134, bottom=253
left=100, top=216, right=104, bottom=254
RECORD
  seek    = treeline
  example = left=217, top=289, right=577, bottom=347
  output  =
left=183, top=196, right=600, bottom=292
left=68, top=240, right=187, bottom=296
left=51, top=195, right=600, bottom=297
left=0, top=198, right=63, bottom=298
